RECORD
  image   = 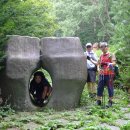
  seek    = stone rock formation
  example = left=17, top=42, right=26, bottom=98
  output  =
left=0, top=35, right=87, bottom=110
left=41, top=37, right=87, bottom=110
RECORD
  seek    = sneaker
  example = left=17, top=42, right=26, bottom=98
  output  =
left=43, top=99, right=49, bottom=104
left=96, top=100, right=101, bottom=106
left=107, top=100, right=113, bottom=107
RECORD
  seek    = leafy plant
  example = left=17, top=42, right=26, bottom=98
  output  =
left=0, top=105, right=15, bottom=118
left=121, top=122, right=130, bottom=130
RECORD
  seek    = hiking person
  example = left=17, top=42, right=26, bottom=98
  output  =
left=29, top=71, right=52, bottom=106
left=84, top=43, right=98, bottom=98
left=96, top=42, right=116, bottom=107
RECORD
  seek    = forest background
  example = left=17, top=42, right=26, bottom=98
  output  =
left=0, top=0, right=130, bottom=86
left=0, top=1, right=130, bottom=129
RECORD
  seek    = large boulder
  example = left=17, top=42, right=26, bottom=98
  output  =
left=0, top=35, right=40, bottom=110
left=40, top=37, right=87, bottom=110
left=0, top=36, right=87, bottom=110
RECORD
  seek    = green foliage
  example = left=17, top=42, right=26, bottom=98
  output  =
left=53, top=0, right=113, bottom=44
left=0, top=0, right=58, bottom=69
left=114, top=44, right=130, bottom=89
left=0, top=87, right=130, bottom=129
left=0, top=0, right=57, bottom=38
left=121, top=122, right=130, bottom=130
left=110, top=0, right=130, bottom=45
left=53, top=0, right=129, bottom=49
left=0, top=105, right=15, bottom=118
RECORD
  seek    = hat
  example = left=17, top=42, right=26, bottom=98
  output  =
left=86, top=43, right=92, bottom=47
left=100, top=42, right=108, bottom=47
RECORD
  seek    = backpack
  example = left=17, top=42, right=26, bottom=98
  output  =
left=114, top=64, right=120, bottom=80
left=109, top=53, right=120, bottom=79
left=109, top=53, right=120, bottom=80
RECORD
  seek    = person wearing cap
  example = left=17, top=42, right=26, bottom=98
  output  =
left=29, top=71, right=52, bottom=106
left=84, top=43, right=98, bottom=98
left=96, top=42, right=116, bottom=107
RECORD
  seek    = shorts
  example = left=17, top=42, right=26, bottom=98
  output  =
left=87, top=69, right=96, bottom=82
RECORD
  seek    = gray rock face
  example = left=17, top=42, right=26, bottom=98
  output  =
left=0, top=35, right=40, bottom=110
left=0, top=36, right=87, bottom=110
left=40, top=37, right=87, bottom=110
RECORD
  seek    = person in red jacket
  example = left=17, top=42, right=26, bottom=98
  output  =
left=96, top=42, right=116, bottom=107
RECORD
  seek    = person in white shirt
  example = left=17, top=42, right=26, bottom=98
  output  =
left=84, top=43, right=98, bottom=98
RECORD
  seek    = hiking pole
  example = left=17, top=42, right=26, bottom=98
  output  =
left=102, top=86, right=107, bottom=109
